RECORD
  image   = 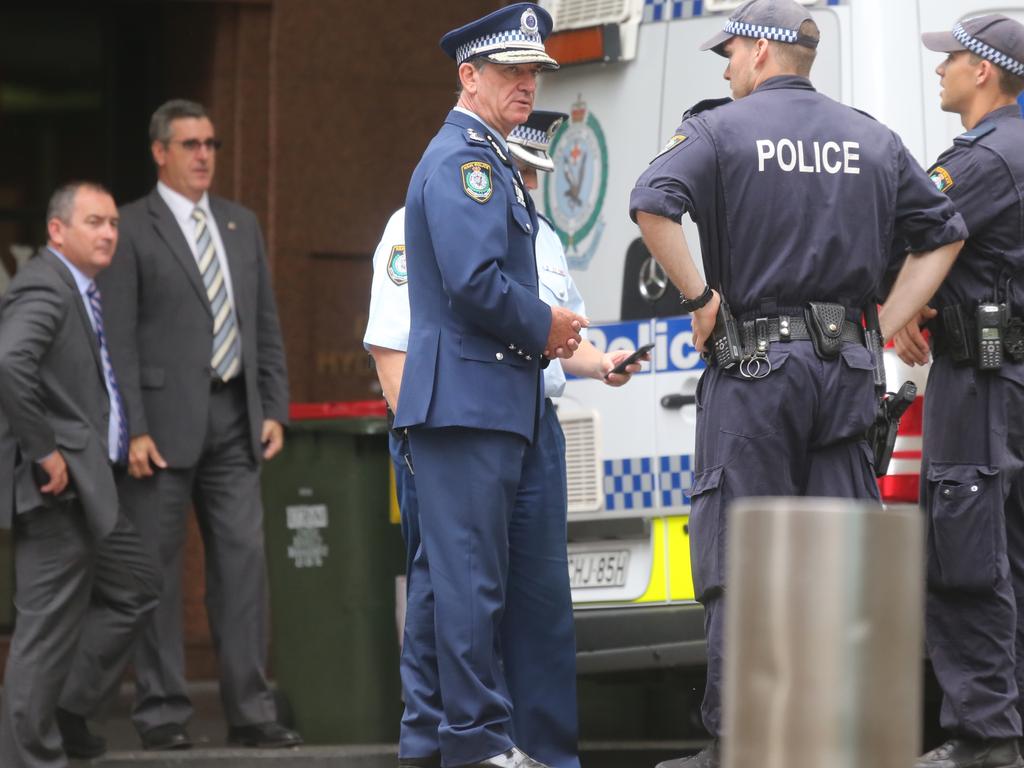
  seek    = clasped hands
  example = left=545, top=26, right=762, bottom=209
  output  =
left=545, top=306, right=589, bottom=359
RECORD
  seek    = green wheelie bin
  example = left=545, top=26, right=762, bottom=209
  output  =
left=261, top=400, right=405, bottom=743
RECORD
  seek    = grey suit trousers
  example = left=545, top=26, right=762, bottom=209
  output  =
left=0, top=502, right=159, bottom=768
left=122, top=379, right=275, bottom=733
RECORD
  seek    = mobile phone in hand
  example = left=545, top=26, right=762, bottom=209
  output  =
left=607, top=343, right=654, bottom=377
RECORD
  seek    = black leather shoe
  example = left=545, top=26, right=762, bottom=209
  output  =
left=399, top=756, right=442, bottom=768
left=453, top=746, right=551, bottom=768
left=140, top=723, right=193, bottom=751
left=56, top=708, right=106, bottom=759
left=227, top=721, right=303, bottom=748
left=915, top=738, right=1024, bottom=768
left=655, top=740, right=721, bottom=768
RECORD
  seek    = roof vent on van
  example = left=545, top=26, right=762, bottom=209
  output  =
left=540, top=0, right=643, bottom=63
left=558, top=409, right=604, bottom=514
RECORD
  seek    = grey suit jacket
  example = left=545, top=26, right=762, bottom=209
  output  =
left=98, top=189, right=288, bottom=467
left=0, top=249, right=119, bottom=537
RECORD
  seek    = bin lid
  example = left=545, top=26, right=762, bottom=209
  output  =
left=288, top=400, right=389, bottom=434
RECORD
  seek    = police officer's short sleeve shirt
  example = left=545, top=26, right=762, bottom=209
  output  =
left=363, top=208, right=410, bottom=352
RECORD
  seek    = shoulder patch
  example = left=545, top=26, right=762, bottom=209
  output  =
left=682, top=97, right=731, bottom=120
left=954, top=122, right=996, bottom=146
left=464, top=127, right=488, bottom=145
left=929, top=165, right=954, bottom=194
left=386, top=245, right=408, bottom=285
left=461, top=161, right=493, bottom=203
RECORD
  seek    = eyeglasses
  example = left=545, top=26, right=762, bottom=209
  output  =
left=168, top=138, right=223, bottom=152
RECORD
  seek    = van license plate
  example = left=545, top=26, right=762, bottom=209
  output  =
left=568, top=550, right=630, bottom=589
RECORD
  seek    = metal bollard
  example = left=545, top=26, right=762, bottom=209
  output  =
left=722, top=497, right=923, bottom=768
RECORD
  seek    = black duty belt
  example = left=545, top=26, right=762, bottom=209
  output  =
left=739, top=315, right=864, bottom=356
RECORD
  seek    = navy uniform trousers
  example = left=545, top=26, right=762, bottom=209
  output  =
left=688, top=341, right=881, bottom=736
left=392, top=403, right=579, bottom=768
left=922, top=354, right=1024, bottom=738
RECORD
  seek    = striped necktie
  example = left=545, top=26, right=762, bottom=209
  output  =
left=86, top=283, right=129, bottom=463
left=192, top=207, right=241, bottom=382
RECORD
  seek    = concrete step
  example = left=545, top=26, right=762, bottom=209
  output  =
left=76, top=742, right=702, bottom=768
left=82, top=744, right=396, bottom=767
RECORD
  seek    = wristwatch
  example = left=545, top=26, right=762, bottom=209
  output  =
left=679, top=285, right=713, bottom=313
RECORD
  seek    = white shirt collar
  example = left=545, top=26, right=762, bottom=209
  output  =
left=157, top=181, right=211, bottom=223
left=453, top=107, right=508, bottom=151
left=47, top=247, right=93, bottom=296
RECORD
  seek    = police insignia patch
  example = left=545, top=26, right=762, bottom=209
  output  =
left=387, top=245, right=408, bottom=285
left=929, top=166, right=954, bottom=193
left=462, top=161, right=493, bottom=203
left=663, top=134, right=687, bottom=152
left=651, top=134, right=688, bottom=161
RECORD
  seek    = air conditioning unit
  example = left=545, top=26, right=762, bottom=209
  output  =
left=558, top=409, right=604, bottom=514
left=704, top=0, right=819, bottom=10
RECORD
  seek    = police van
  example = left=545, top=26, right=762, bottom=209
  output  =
left=533, top=0, right=1024, bottom=676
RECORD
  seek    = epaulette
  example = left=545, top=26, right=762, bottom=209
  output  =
left=537, top=212, right=554, bottom=229
left=682, top=97, right=732, bottom=121
left=954, top=122, right=997, bottom=146
left=850, top=106, right=878, bottom=122
left=463, top=126, right=512, bottom=166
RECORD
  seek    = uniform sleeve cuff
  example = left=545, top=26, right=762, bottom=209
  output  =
left=629, top=186, right=686, bottom=224
left=906, top=212, right=968, bottom=253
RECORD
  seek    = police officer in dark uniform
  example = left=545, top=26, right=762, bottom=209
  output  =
left=890, top=15, right=1024, bottom=768
left=630, top=1, right=967, bottom=766
left=395, top=5, right=586, bottom=768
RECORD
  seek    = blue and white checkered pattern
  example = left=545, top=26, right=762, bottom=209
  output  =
left=953, top=23, right=1024, bottom=77
left=642, top=0, right=840, bottom=24
left=456, top=29, right=544, bottom=64
left=643, top=0, right=703, bottom=23
left=724, top=20, right=798, bottom=43
left=603, top=455, right=696, bottom=510
left=659, top=454, right=695, bottom=507
left=604, top=457, right=656, bottom=510
left=509, top=124, right=549, bottom=148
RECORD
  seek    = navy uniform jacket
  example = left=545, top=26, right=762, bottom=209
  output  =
left=927, top=104, right=1024, bottom=309
left=396, top=109, right=551, bottom=442
left=630, top=75, right=967, bottom=316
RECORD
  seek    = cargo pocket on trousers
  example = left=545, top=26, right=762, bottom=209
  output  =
left=688, top=465, right=725, bottom=603
left=927, top=463, right=1002, bottom=591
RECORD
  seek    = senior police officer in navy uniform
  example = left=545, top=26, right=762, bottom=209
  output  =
left=890, top=15, right=1024, bottom=768
left=395, top=5, right=590, bottom=767
left=366, top=111, right=644, bottom=768
left=630, top=1, right=968, bottom=765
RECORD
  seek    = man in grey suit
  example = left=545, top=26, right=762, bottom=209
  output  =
left=98, top=98, right=298, bottom=750
left=0, top=182, right=160, bottom=767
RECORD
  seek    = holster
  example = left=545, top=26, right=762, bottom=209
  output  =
left=805, top=302, right=846, bottom=360
left=866, top=380, right=917, bottom=478
left=939, top=304, right=973, bottom=364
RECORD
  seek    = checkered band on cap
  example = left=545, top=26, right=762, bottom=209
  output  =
left=724, top=19, right=799, bottom=43
left=953, top=22, right=1024, bottom=76
left=456, top=29, right=544, bottom=64
left=509, top=124, right=549, bottom=149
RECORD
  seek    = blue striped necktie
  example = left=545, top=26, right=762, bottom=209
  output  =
left=86, top=283, right=128, bottom=463
left=192, top=207, right=241, bottom=382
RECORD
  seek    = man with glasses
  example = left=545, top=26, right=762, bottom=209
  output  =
left=97, top=99, right=297, bottom=751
